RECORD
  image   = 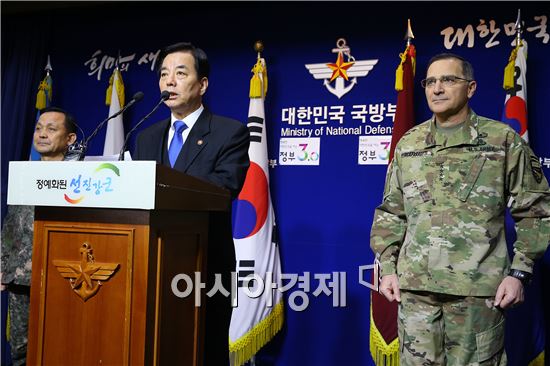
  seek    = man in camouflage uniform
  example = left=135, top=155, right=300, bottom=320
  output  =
left=370, top=53, right=550, bottom=365
left=1, top=107, right=76, bottom=365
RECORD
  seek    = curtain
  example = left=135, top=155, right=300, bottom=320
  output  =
left=1, top=13, right=51, bottom=222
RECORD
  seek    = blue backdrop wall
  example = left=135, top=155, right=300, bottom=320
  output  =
left=2, top=2, right=549, bottom=365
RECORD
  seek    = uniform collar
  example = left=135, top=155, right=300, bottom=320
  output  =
left=425, top=109, right=481, bottom=148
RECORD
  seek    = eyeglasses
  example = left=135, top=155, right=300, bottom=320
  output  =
left=420, top=75, right=473, bottom=88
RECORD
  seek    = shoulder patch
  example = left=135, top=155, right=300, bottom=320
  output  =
left=530, top=154, right=543, bottom=183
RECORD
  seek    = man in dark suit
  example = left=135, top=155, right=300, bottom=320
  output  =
left=134, top=42, right=249, bottom=198
left=133, top=42, right=249, bottom=365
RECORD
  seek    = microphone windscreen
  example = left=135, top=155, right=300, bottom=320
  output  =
left=132, top=91, right=145, bottom=102
left=160, top=90, right=171, bottom=101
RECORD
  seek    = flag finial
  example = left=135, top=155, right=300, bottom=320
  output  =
left=503, top=9, right=524, bottom=90
left=254, top=40, right=264, bottom=60
left=45, top=55, right=53, bottom=75
left=515, top=9, right=523, bottom=45
left=405, top=19, right=415, bottom=46
left=115, top=50, right=121, bottom=69
left=250, top=43, right=267, bottom=98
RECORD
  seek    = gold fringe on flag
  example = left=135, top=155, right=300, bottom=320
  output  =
left=394, top=45, right=415, bottom=92
left=229, top=301, right=284, bottom=366
left=105, top=69, right=125, bottom=107
left=528, top=351, right=545, bottom=366
left=6, top=303, right=10, bottom=342
left=249, top=58, right=268, bottom=98
left=35, top=75, right=52, bottom=110
left=370, top=305, right=400, bottom=366
left=503, top=41, right=521, bottom=90
left=394, top=46, right=408, bottom=92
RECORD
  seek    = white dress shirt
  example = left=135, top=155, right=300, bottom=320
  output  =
left=167, top=105, right=204, bottom=151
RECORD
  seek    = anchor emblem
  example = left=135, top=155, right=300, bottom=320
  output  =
left=53, top=242, right=119, bottom=301
left=305, top=38, right=378, bottom=99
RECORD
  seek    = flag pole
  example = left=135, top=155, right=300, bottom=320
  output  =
left=254, top=40, right=264, bottom=60
left=45, top=54, right=52, bottom=76
left=229, top=41, right=283, bottom=366
left=503, top=9, right=524, bottom=91
left=31, top=56, right=54, bottom=160
left=501, top=11, right=543, bottom=365
left=405, top=18, right=414, bottom=46
left=515, top=9, right=523, bottom=45
left=103, top=51, right=126, bottom=155
left=250, top=41, right=267, bottom=99
left=371, top=19, right=417, bottom=366
left=395, top=19, right=415, bottom=93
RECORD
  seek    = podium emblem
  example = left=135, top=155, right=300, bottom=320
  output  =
left=53, top=243, right=119, bottom=301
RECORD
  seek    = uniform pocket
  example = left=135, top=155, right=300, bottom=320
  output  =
left=475, top=317, right=504, bottom=362
left=457, top=155, right=486, bottom=202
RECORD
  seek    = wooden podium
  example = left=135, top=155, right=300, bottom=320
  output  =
left=8, top=162, right=230, bottom=365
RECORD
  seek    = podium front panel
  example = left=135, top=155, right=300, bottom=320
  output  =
left=29, top=220, right=149, bottom=365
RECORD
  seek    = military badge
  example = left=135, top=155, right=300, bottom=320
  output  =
left=305, top=38, right=378, bottom=99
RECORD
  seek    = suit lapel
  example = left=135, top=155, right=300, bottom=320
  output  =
left=154, top=119, right=171, bottom=166
left=174, top=109, right=210, bottom=172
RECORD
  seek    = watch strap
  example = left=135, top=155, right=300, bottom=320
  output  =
left=508, top=269, right=532, bottom=285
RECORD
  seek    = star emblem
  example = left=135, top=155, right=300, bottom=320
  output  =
left=67, top=262, right=100, bottom=289
left=305, top=38, right=379, bottom=99
left=53, top=243, right=119, bottom=301
left=326, top=52, right=355, bottom=82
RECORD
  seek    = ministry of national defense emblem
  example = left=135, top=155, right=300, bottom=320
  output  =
left=53, top=242, right=119, bottom=301
left=305, top=38, right=378, bottom=99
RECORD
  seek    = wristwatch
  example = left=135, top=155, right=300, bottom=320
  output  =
left=508, top=269, right=532, bottom=285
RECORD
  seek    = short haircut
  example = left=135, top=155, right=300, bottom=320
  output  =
left=426, top=53, right=475, bottom=80
left=157, top=42, right=210, bottom=79
left=40, top=106, right=78, bottom=135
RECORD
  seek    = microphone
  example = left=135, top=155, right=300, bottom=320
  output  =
left=65, top=91, right=144, bottom=161
left=118, top=90, right=170, bottom=161
left=63, top=121, right=88, bottom=161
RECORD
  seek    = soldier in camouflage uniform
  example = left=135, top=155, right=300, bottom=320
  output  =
left=1, top=107, right=76, bottom=365
left=370, top=53, right=550, bottom=365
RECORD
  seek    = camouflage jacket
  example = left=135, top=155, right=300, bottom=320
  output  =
left=370, top=110, right=550, bottom=296
left=1, top=205, right=35, bottom=286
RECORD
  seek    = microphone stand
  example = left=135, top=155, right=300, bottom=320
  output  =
left=118, top=91, right=170, bottom=161
left=64, top=92, right=144, bottom=161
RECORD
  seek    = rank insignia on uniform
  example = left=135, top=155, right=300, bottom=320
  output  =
left=530, top=155, right=543, bottom=183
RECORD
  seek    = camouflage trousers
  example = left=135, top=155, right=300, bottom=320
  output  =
left=7, top=284, right=30, bottom=366
left=398, top=290, right=507, bottom=366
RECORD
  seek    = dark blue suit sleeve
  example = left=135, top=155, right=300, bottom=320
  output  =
left=204, top=123, right=249, bottom=199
